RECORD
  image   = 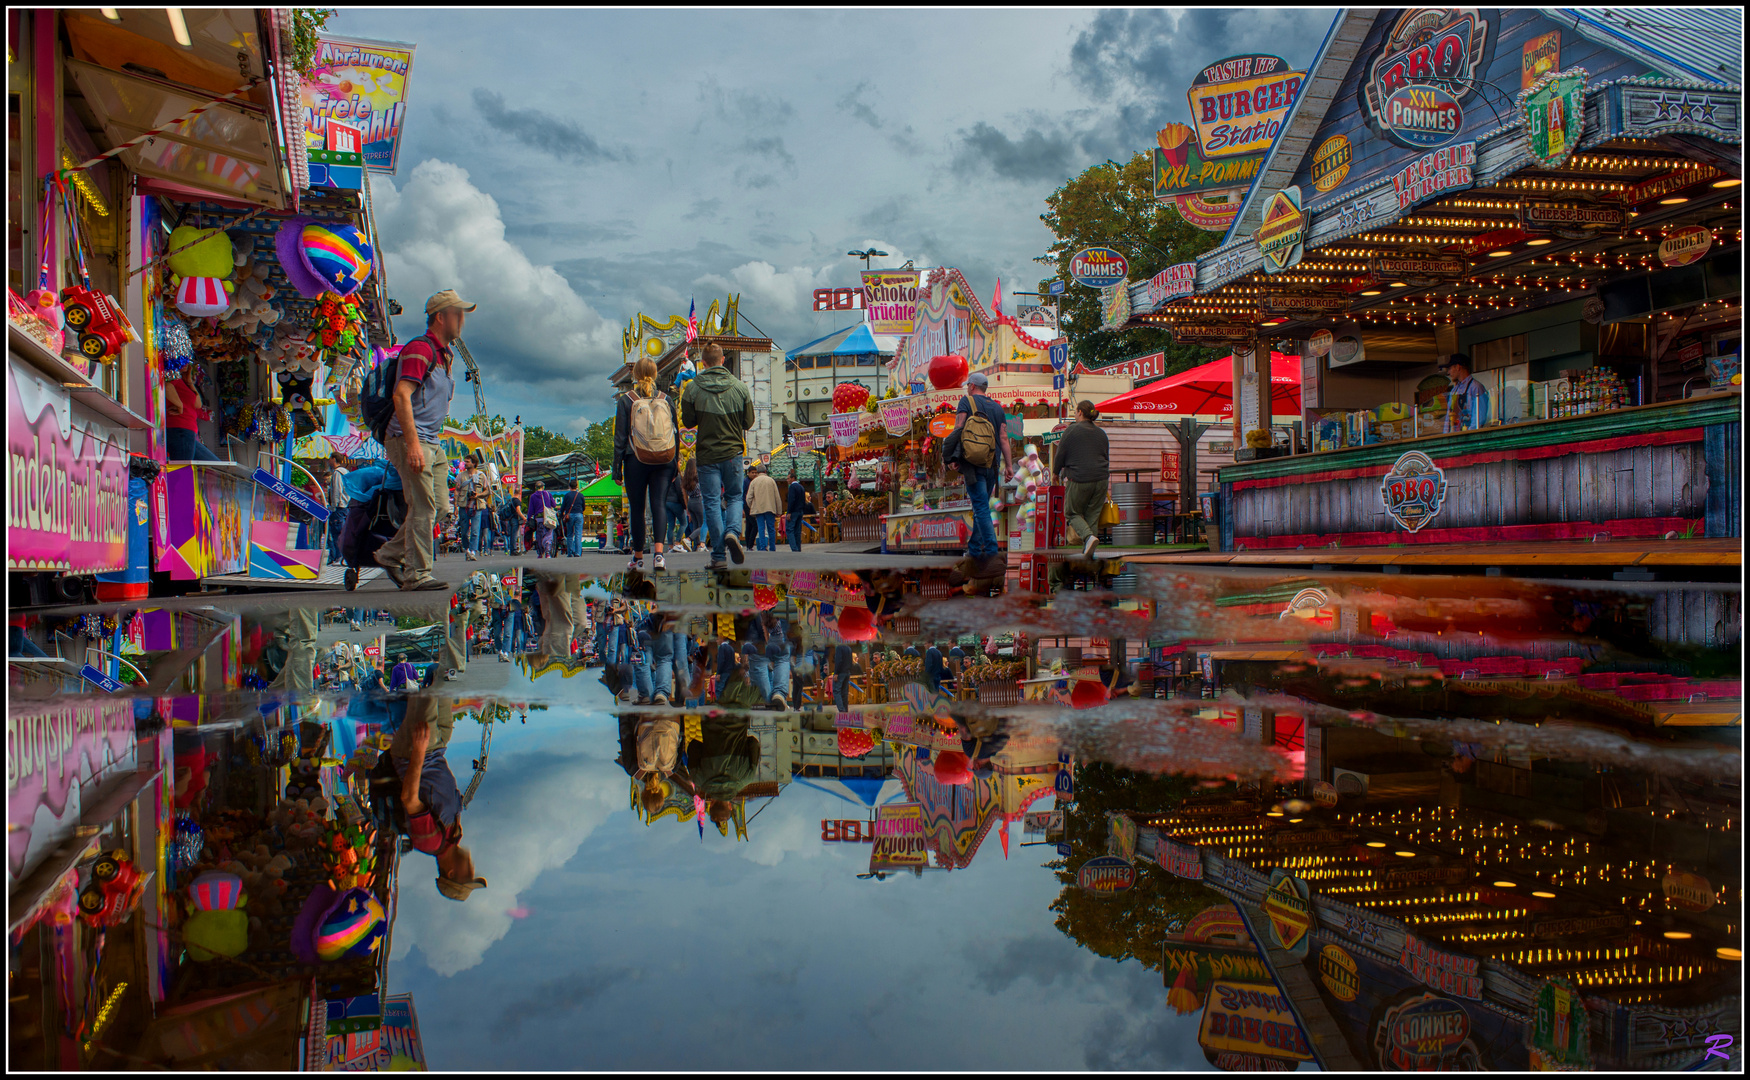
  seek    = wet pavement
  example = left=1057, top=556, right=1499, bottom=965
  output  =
left=8, top=553, right=1741, bottom=1071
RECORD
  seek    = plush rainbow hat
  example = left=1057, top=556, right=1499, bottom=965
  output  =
left=291, top=884, right=385, bottom=963
left=274, top=218, right=374, bottom=299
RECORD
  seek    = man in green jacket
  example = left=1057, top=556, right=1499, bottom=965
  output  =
left=679, top=343, right=755, bottom=569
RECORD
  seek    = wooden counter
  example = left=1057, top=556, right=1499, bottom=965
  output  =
left=1215, top=393, right=1741, bottom=552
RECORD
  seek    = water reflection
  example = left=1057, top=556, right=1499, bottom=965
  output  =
left=7, top=559, right=1739, bottom=1070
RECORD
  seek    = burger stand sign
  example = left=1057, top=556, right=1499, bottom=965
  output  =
left=1156, top=54, right=1306, bottom=233
left=1363, top=8, right=1490, bottom=150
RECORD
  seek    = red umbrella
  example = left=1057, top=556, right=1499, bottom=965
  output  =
left=1093, top=353, right=1302, bottom=417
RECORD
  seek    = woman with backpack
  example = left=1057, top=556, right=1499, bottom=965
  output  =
left=612, top=357, right=680, bottom=572
left=527, top=480, right=559, bottom=558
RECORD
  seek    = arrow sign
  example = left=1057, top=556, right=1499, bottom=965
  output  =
left=253, top=468, right=329, bottom=521
left=80, top=665, right=124, bottom=693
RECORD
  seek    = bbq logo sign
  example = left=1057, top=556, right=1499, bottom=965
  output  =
left=1363, top=9, right=1491, bottom=150
left=1380, top=450, right=1448, bottom=533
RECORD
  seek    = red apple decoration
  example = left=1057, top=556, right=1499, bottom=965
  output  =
left=832, top=382, right=871, bottom=412
left=838, top=729, right=874, bottom=758
left=1069, top=679, right=1110, bottom=710
left=836, top=606, right=877, bottom=641
left=929, top=353, right=969, bottom=390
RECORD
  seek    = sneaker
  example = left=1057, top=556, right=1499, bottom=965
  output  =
left=652, top=553, right=666, bottom=571
left=706, top=559, right=729, bottom=571
left=725, top=534, right=745, bottom=564
left=653, top=692, right=671, bottom=706
left=1082, top=534, right=1098, bottom=559
left=465, top=551, right=477, bottom=561
left=401, top=576, right=450, bottom=592
left=372, top=551, right=405, bottom=588
left=627, top=553, right=644, bottom=571
left=770, top=692, right=788, bottom=711
left=350, top=622, right=362, bottom=632
left=498, top=652, right=510, bottom=662
left=445, top=669, right=459, bottom=682
left=635, top=695, right=653, bottom=706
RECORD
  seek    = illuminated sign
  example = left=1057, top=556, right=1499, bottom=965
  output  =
left=1520, top=67, right=1587, bottom=169
left=1391, top=141, right=1477, bottom=211
left=1376, top=993, right=1479, bottom=1069
left=1379, top=450, right=1448, bottom=533
left=1256, top=187, right=1306, bottom=274
left=1399, top=934, right=1482, bottom=999
left=1198, top=981, right=1315, bottom=1062
left=1077, top=855, right=1137, bottom=894
left=1070, top=248, right=1130, bottom=288
left=1364, top=8, right=1490, bottom=150
left=1262, top=869, right=1312, bottom=956
left=1186, top=54, right=1306, bottom=159
left=1147, top=263, right=1198, bottom=306
left=1310, top=134, right=1352, bottom=192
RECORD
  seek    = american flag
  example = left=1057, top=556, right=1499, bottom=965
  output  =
left=685, top=298, right=698, bottom=342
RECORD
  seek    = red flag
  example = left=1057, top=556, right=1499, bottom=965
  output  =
left=999, top=818, right=1010, bottom=859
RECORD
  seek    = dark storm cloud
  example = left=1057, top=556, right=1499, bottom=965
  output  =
left=471, top=89, right=622, bottom=164
left=683, top=198, right=723, bottom=222
left=855, top=197, right=904, bottom=231
left=1067, top=7, right=1335, bottom=148
left=964, top=934, right=1097, bottom=994
left=838, top=80, right=926, bottom=155
left=698, top=76, right=794, bottom=128
left=951, top=121, right=1078, bottom=183
left=492, top=965, right=636, bottom=1039
left=740, top=136, right=797, bottom=171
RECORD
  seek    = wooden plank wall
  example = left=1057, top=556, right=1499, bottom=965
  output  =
left=1647, top=590, right=1743, bottom=650
left=1704, top=422, right=1741, bottom=538
left=1231, top=441, right=1710, bottom=541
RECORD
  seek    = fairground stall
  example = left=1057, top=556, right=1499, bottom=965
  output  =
left=876, top=268, right=1133, bottom=560
left=1116, top=10, right=1740, bottom=568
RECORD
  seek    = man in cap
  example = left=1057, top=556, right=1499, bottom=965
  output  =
left=376, top=290, right=476, bottom=591
left=947, top=371, right=1012, bottom=578
left=1439, top=353, right=1490, bottom=433
left=390, top=697, right=487, bottom=901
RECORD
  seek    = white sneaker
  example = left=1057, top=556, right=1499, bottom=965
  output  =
left=445, top=669, right=459, bottom=682
left=653, top=553, right=666, bottom=571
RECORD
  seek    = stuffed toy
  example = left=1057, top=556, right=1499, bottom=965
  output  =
left=183, top=904, right=249, bottom=960
left=220, top=234, right=282, bottom=335
left=275, top=218, right=374, bottom=299
left=166, top=226, right=235, bottom=317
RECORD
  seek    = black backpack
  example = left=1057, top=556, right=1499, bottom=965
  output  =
left=361, top=336, right=437, bottom=443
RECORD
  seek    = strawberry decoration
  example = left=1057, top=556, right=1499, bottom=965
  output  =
left=838, top=728, right=875, bottom=758
left=832, top=382, right=871, bottom=412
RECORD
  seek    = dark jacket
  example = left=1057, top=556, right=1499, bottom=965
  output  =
left=613, top=388, right=680, bottom=480
left=1053, top=420, right=1109, bottom=483
left=687, top=717, right=761, bottom=798
left=787, top=480, right=808, bottom=514
left=679, top=366, right=754, bottom=465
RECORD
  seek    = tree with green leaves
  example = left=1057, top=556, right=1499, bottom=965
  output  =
left=1047, top=761, right=1229, bottom=971
left=1037, top=153, right=1227, bottom=377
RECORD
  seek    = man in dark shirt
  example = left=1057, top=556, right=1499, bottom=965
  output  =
left=1053, top=400, right=1111, bottom=559
left=391, top=697, right=487, bottom=901
left=925, top=643, right=951, bottom=696
left=830, top=642, right=858, bottom=712
left=786, top=478, right=809, bottom=552
left=949, top=372, right=1012, bottom=576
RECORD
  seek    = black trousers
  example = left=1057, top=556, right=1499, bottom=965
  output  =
left=624, top=457, right=676, bottom=553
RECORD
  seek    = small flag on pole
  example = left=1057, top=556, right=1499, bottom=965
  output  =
left=685, top=299, right=699, bottom=343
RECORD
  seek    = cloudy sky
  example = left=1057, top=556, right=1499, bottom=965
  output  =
left=386, top=677, right=1217, bottom=1069
left=338, top=8, right=1333, bottom=433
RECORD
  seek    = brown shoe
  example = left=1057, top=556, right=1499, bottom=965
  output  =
left=401, top=577, right=450, bottom=592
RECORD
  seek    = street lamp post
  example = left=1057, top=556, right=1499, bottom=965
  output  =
left=847, top=248, right=888, bottom=270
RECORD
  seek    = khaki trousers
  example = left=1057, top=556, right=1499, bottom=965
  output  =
left=378, top=438, right=450, bottom=581
left=1064, top=479, right=1108, bottom=545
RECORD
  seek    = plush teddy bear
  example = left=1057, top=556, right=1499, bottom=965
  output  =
left=220, top=235, right=282, bottom=335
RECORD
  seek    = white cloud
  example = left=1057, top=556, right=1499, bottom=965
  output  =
left=389, top=744, right=627, bottom=977
left=372, top=160, right=624, bottom=410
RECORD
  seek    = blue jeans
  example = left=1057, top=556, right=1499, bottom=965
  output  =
left=566, top=513, right=587, bottom=556
left=651, top=629, right=683, bottom=698
left=754, top=512, right=776, bottom=551
left=503, top=610, right=527, bottom=654
left=787, top=510, right=804, bottom=551
left=631, top=632, right=654, bottom=700
left=490, top=607, right=506, bottom=650
left=166, top=427, right=219, bottom=461
left=696, top=458, right=745, bottom=561
left=963, top=468, right=1000, bottom=561
left=833, top=673, right=851, bottom=712
left=593, top=621, right=610, bottom=662
left=666, top=500, right=687, bottom=544
left=766, top=641, right=792, bottom=704
left=466, top=507, right=494, bottom=553
left=744, top=643, right=771, bottom=701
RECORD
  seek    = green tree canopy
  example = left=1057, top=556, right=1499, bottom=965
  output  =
left=1037, top=153, right=1228, bottom=377
left=1049, top=761, right=1231, bottom=971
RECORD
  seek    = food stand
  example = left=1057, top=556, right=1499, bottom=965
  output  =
left=876, top=268, right=1134, bottom=554
left=577, top=474, right=624, bottom=549
left=1113, top=11, right=1741, bottom=561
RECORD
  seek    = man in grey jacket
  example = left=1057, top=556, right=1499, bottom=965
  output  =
left=1052, top=400, right=1110, bottom=559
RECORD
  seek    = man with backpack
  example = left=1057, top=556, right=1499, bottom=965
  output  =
left=371, top=290, right=475, bottom=591
left=679, top=344, right=755, bottom=570
left=945, top=371, right=1012, bottom=578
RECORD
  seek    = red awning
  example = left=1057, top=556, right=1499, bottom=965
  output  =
left=1094, top=353, right=1301, bottom=418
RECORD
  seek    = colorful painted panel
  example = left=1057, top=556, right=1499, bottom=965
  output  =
left=154, top=465, right=280, bottom=580
left=248, top=518, right=323, bottom=579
